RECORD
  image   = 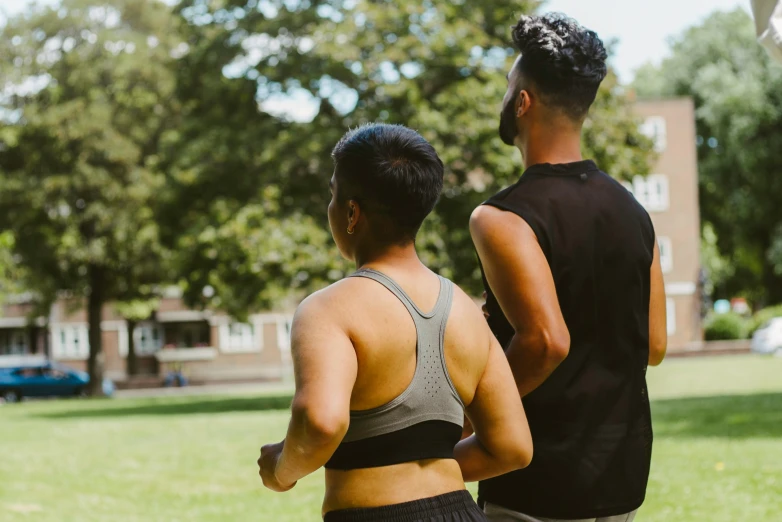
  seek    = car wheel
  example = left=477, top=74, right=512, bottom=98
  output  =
left=2, top=389, right=21, bottom=403
left=74, top=387, right=88, bottom=398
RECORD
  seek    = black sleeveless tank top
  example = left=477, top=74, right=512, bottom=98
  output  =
left=477, top=161, right=656, bottom=519
left=325, top=269, right=465, bottom=470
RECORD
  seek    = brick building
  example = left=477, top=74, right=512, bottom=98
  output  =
left=632, top=97, right=703, bottom=350
left=0, top=288, right=293, bottom=384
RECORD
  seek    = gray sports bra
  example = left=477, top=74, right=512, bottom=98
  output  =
left=325, top=268, right=465, bottom=470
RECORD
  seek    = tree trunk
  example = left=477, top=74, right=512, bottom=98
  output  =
left=126, top=319, right=138, bottom=377
left=43, top=321, right=50, bottom=359
left=87, top=265, right=105, bottom=396
left=762, top=236, right=782, bottom=307
left=27, top=325, right=37, bottom=355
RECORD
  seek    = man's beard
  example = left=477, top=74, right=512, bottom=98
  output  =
left=498, top=100, right=518, bottom=146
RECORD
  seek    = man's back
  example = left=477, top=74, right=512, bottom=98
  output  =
left=478, top=160, right=656, bottom=519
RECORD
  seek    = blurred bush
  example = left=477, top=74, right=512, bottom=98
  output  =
left=748, top=304, right=782, bottom=335
left=704, top=312, right=749, bottom=341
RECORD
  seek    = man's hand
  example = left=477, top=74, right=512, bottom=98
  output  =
left=258, top=441, right=296, bottom=492
left=461, top=416, right=475, bottom=440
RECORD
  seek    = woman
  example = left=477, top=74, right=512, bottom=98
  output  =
left=259, top=123, right=532, bottom=522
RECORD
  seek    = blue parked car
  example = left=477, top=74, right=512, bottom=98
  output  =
left=0, top=360, right=114, bottom=402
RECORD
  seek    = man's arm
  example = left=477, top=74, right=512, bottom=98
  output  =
left=648, top=241, right=667, bottom=366
left=259, top=293, right=357, bottom=491
left=470, top=205, right=570, bottom=398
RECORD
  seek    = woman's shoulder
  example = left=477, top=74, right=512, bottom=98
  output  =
left=446, top=282, right=492, bottom=348
left=294, top=277, right=374, bottom=320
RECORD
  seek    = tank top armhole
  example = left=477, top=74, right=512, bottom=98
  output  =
left=642, top=209, right=657, bottom=267
left=482, top=200, right=546, bottom=255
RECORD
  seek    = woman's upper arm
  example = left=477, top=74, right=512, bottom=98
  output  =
left=290, top=294, right=358, bottom=426
left=465, top=330, right=532, bottom=462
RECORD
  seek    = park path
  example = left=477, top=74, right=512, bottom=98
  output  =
left=114, top=380, right=293, bottom=399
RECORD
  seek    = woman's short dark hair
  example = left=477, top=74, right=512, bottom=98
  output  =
left=512, top=13, right=608, bottom=121
left=331, top=123, right=444, bottom=243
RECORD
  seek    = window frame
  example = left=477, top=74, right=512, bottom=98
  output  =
left=658, top=236, right=673, bottom=274
left=631, top=174, right=670, bottom=212
left=666, top=298, right=677, bottom=336
left=640, top=116, right=667, bottom=152
left=218, top=321, right=259, bottom=353
left=51, top=324, right=90, bottom=360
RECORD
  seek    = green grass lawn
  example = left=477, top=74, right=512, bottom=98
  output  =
left=1, top=355, right=781, bottom=521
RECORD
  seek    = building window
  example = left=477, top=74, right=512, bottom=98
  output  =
left=134, top=323, right=163, bottom=355
left=640, top=116, right=667, bottom=152
left=51, top=325, right=89, bottom=359
left=276, top=316, right=294, bottom=352
left=218, top=322, right=257, bottom=353
left=120, top=322, right=164, bottom=357
left=658, top=236, right=673, bottom=274
left=666, top=298, right=676, bottom=336
left=0, top=329, right=28, bottom=355
left=628, top=174, right=669, bottom=212
left=163, top=321, right=211, bottom=349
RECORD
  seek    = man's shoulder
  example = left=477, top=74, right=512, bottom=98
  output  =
left=595, top=171, right=654, bottom=220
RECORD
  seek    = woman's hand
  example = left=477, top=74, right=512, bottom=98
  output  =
left=258, top=441, right=297, bottom=492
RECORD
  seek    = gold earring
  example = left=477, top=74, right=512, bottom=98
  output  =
left=347, top=227, right=354, bottom=235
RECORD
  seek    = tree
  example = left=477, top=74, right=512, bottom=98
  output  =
left=114, top=297, right=159, bottom=376
left=0, top=231, right=24, bottom=303
left=634, top=8, right=782, bottom=305
left=166, top=0, right=654, bottom=309
left=0, top=0, right=178, bottom=394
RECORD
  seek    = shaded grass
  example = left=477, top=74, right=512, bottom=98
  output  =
left=1, top=355, right=781, bottom=521
left=37, top=393, right=294, bottom=419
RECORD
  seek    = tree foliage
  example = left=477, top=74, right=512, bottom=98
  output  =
left=166, top=0, right=654, bottom=307
left=0, top=0, right=656, bottom=370
left=634, top=8, right=782, bottom=305
left=0, top=0, right=179, bottom=392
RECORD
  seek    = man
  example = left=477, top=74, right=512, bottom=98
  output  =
left=470, top=13, right=668, bottom=522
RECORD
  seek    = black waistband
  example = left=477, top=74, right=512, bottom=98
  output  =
left=324, top=490, right=478, bottom=522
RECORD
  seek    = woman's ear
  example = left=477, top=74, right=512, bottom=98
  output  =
left=347, top=200, right=361, bottom=233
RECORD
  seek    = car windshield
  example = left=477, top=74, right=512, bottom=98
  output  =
left=50, top=362, right=74, bottom=374
left=14, top=367, right=43, bottom=377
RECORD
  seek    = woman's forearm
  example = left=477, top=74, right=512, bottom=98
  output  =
left=274, top=404, right=347, bottom=486
left=454, top=435, right=517, bottom=482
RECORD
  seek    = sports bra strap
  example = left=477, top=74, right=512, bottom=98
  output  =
left=350, top=269, right=451, bottom=326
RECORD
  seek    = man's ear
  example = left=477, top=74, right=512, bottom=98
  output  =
left=516, top=89, right=532, bottom=118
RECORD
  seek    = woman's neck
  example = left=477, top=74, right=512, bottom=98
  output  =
left=354, top=242, right=424, bottom=275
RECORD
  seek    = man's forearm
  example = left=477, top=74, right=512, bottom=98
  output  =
left=505, top=333, right=566, bottom=398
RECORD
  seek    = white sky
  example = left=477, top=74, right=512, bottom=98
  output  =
left=1, top=0, right=752, bottom=121
left=2, top=0, right=750, bottom=83
left=544, top=0, right=750, bottom=82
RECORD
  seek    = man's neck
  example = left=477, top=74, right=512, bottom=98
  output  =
left=519, top=127, right=583, bottom=170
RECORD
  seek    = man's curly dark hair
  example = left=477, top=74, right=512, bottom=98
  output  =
left=511, top=13, right=608, bottom=120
